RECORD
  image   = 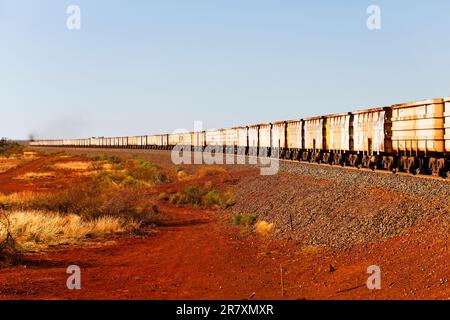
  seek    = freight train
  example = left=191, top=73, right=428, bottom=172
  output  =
left=30, top=97, right=450, bottom=177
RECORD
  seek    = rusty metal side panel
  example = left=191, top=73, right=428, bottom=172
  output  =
left=391, top=99, right=445, bottom=153
left=168, top=133, right=191, bottom=146
left=180, top=133, right=192, bottom=146
left=221, top=128, right=238, bottom=147
left=352, top=108, right=391, bottom=154
left=205, top=130, right=222, bottom=146
left=146, top=135, right=157, bottom=146
left=128, top=136, right=138, bottom=146
left=258, top=124, right=271, bottom=148
left=444, top=98, right=450, bottom=152
left=168, top=133, right=180, bottom=146
left=192, top=132, right=206, bottom=147
left=236, top=127, right=248, bottom=148
left=303, top=117, right=325, bottom=150
left=286, top=121, right=302, bottom=149
left=161, top=135, right=169, bottom=146
left=271, top=122, right=286, bottom=149
left=248, top=126, right=259, bottom=148
left=325, top=114, right=352, bottom=151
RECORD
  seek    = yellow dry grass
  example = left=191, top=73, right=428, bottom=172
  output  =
left=196, top=166, right=228, bottom=179
left=0, top=192, right=41, bottom=208
left=52, top=161, right=92, bottom=171
left=15, top=172, right=56, bottom=180
left=0, top=211, right=135, bottom=251
left=0, top=158, right=22, bottom=173
left=255, top=220, right=275, bottom=236
left=300, top=245, right=322, bottom=255
left=23, top=151, right=38, bottom=159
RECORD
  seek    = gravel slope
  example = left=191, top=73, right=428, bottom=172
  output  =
left=234, top=161, right=449, bottom=248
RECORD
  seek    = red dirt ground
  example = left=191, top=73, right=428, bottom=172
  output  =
left=0, top=155, right=90, bottom=195
left=0, top=154, right=448, bottom=300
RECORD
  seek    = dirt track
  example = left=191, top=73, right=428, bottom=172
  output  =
left=0, top=148, right=448, bottom=300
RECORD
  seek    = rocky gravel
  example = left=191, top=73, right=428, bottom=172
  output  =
left=279, top=161, right=450, bottom=200
left=234, top=161, right=450, bottom=248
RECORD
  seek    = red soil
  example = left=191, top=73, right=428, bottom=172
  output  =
left=0, top=154, right=448, bottom=300
left=0, top=156, right=90, bottom=195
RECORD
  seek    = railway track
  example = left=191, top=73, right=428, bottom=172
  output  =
left=30, top=146, right=449, bottom=183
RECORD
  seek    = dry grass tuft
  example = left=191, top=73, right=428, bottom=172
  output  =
left=0, top=211, right=133, bottom=251
left=15, top=172, right=56, bottom=180
left=0, top=158, right=23, bottom=173
left=196, top=166, right=228, bottom=179
left=300, top=245, right=322, bottom=255
left=0, top=192, right=43, bottom=210
left=255, top=220, right=275, bottom=236
left=53, top=161, right=92, bottom=171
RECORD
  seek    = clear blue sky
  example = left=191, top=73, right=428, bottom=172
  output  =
left=1, top=0, right=450, bottom=139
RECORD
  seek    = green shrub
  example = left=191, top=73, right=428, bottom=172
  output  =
left=125, top=160, right=169, bottom=184
left=26, top=173, right=158, bottom=225
left=0, top=139, right=24, bottom=158
left=231, top=213, right=256, bottom=226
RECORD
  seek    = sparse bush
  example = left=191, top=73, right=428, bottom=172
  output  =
left=196, top=166, right=228, bottom=179
left=158, top=192, right=170, bottom=201
left=184, top=186, right=205, bottom=206
left=231, top=213, right=257, bottom=226
left=125, top=159, right=169, bottom=184
left=122, top=176, right=142, bottom=186
left=161, top=185, right=235, bottom=209
left=0, top=139, right=24, bottom=158
left=0, top=211, right=23, bottom=266
left=23, top=172, right=160, bottom=226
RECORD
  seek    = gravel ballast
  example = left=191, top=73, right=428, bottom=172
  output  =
left=233, top=161, right=449, bottom=248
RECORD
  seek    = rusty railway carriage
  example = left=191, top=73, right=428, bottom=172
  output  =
left=221, top=128, right=238, bottom=154
left=248, top=125, right=259, bottom=156
left=391, top=99, right=447, bottom=175
left=236, top=126, right=248, bottom=155
left=352, top=107, right=392, bottom=170
left=286, top=120, right=302, bottom=160
left=258, top=123, right=272, bottom=157
left=192, top=131, right=206, bottom=152
left=302, top=116, right=326, bottom=162
left=29, top=97, right=450, bottom=177
left=205, top=129, right=222, bottom=153
left=324, top=112, right=352, bottom=166
left=271, top=121, right=287, bottom=158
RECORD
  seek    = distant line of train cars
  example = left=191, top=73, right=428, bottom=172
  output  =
left=30, top=97, right=450, bottom=177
